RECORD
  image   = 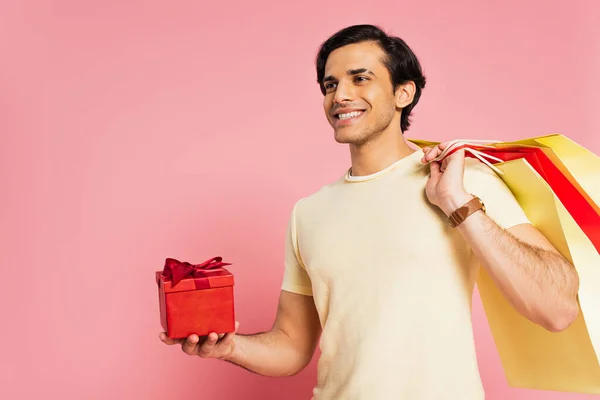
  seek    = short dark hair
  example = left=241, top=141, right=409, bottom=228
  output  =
left=316, top=24, right=426, bottom=132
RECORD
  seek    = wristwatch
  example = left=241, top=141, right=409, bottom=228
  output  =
left=448, top=195, right=486, bottom=228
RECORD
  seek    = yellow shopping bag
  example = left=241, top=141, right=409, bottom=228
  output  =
left=409, top=138, right=600, bottom=394
left=506, top=134, right=600, bottom=214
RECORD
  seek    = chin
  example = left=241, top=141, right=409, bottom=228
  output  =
left=334, top=133, right=355, bottom=144
left=334, top=130, right=369, bottom=146
left=334, top=127, right=356, bottom=142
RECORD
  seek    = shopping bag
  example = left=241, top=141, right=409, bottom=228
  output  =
left=412, top=137, right=600, bottom=252
left=508, top=134, right=600, bottom=208
left=506, top=135, right=600, bottom=248
left=409, top=138, right=600, bottom=394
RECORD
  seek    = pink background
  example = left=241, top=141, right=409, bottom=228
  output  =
left=1, top=1, right=599, bottom=399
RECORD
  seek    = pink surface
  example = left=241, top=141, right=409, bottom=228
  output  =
left=1, top=1, right=599, bottom=399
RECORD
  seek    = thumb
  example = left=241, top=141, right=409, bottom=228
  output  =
left=445, top=149, right=466, bottom=175
left=218, top=321, right=240, bottom=340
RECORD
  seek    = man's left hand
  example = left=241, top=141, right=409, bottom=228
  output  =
left=420, top=142, right=474, bottom=216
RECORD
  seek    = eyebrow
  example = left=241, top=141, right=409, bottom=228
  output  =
left=322, top=68, right=376, bottom=83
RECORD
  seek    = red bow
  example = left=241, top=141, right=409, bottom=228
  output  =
left=162, top=257, right=232, bottom=287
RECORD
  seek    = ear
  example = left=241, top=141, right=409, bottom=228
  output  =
left=394, top=81, right=416, bottom=109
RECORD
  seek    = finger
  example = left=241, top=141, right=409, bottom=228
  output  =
left=425, top=141, right=458, bottom=164
left=159, top=332, right=184, bottom=346
left=181, top=334, right=200, bottom=355
left=429, top=161, right=441, bottom=179
left=198, top=332, right=219, bottom=356
left=441, top=157, right=450, bottom=171
left=437, top=141, right=452, bottom=150
left=422, top=146, right=444, bottom=162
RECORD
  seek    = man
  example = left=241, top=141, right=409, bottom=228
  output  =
left=160, top=24, right=580, bottom=399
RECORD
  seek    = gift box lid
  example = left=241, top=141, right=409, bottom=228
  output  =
left=156, top=257, right=234, bottom=294
left=156, top=269, right=234, bottom=293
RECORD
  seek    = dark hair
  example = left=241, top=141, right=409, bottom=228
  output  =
left=316, top=24, right=426, bottom=132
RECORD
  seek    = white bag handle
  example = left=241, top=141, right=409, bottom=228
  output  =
left=428, top=140, right=505, bottom=175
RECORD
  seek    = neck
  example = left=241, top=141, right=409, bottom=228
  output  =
left=348, top=127, right=417, bottom=177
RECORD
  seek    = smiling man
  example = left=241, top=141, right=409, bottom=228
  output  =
left=160, top=24, right=580, bottom=399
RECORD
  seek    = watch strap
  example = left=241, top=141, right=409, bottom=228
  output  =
left=448, top=195, right=485, bottom=228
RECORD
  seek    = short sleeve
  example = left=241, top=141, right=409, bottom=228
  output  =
left=281, top=201, right=313, bottom=296
left=462, top=158, right=531, bottom=230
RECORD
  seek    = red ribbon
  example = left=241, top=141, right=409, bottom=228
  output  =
left=162, top=256, right=232, bottom=288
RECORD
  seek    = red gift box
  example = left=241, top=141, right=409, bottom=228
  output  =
left=156, top=256, right=235, bottom=339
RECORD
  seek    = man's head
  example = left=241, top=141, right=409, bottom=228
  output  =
left=316, top=24, right=426, bottom=146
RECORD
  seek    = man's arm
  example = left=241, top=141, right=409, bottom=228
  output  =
left=421, top=144, right=580, bottom=333
left=160, top=289, right=321, bottom=377
left=441, top=194, right=580, bottom=333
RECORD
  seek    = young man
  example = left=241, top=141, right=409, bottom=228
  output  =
left=160, top=24, right=580, bottom=399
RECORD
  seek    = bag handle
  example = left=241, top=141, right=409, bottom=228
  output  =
left=429, top=140, right=505, bottom=175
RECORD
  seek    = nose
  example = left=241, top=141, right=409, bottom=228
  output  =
left=333, top=80, right=354, bottom=104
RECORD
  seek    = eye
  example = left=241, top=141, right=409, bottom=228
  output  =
left=354, top=76, right=369, bottom=83
left=324, top=82, right=337, bottom=92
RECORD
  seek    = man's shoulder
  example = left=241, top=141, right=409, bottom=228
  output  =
left=292, top=175, right=346, bottom=217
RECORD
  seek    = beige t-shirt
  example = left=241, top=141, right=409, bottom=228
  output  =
left=281, top=149, right=530, bottom=400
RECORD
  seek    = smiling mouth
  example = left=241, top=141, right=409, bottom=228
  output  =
left=335, top=110, right=364, bottom=120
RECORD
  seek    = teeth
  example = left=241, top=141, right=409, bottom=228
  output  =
left=338, top=111, right=362, bottom=120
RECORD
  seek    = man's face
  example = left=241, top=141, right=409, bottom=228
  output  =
left=322, top=41, right=400, bottom=146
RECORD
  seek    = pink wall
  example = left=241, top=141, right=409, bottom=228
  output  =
left=1, top=1, right=599, bottom=399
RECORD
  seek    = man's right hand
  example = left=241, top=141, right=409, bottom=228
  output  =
left=159, top=321, right=240, bottom=360
left=157, top=291, right=321, bottom=377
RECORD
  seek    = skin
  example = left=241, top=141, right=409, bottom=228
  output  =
left=159, top=40, right=580, bottom=375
